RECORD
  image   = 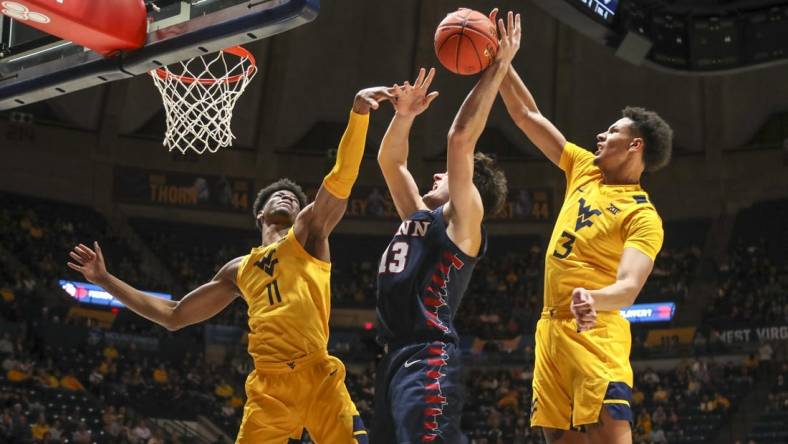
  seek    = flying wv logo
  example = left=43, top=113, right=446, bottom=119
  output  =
left=255, top=249, right=278, bottom=276
left=575, top=198, right=602, bottom=231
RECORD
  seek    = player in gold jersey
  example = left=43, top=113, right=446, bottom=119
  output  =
left=499, top=62, right=673, bottom=442
left=66, top=86, right=397, bottom=443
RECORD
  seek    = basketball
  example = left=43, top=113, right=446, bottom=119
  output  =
left=434, top=8, right=499, bottom=76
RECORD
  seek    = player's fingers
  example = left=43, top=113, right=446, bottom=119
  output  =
left=422, top=67, right=436, bottom=90
left=75, top=246, right=92, bottom=261
left=414, top=68, right=426, bottom=88
left=67, top=262, right=84, bottom=272
left=69, top=251, right=85, bottom=264
left=489, top=8, right=498, bottom=24
left=367, top=98, right=379, bottom=110
left=498, top=18, right=508, bottom=40
left=425, top=91, right=439, bottom=105
left=77, top=243, right=96, bottom=258
left=94, top=241, right=105, bottom=262
left=379, top=90, right=396, bottom=101
left=508, top=11, right=514, bottom=35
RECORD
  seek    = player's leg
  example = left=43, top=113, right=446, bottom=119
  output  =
left=303, top=355, right=368, bottom=444
left=236, top=371, right=303, bottom=444
left=370, top=351, right=397, bottom=444
left=531, top=318, right=575, bottom=435
left=585, top=407, right=632, bottom=444
left=388, top=342, right=465, bottom=443
left=541, top=427, right=589, bottom=444
left=565, top=314, right=634, bottom=444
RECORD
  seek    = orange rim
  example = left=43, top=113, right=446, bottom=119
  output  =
left=153, top=46, right=257, bottom=85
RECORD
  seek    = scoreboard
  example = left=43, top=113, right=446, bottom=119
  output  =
left=570, top=0, right=619, bottom=24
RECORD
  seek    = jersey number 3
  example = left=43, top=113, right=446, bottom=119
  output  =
left=379, top=241, right=409, bottom=273
left=552, top=231, right=576, bottom=259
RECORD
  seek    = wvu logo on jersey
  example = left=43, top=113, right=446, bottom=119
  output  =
left=575, top=198, right=602, bottom=231
left=255, top=249, right=278, bottom=276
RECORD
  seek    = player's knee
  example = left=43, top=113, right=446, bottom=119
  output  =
left=542, top=427, right=566, bottom=443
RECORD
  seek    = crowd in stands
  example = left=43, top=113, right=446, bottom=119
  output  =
left=0, top=193, right=165, bottom=294
left=748, top=362, right=788, bottom=444
left=703, top=241, right=788, bottom=329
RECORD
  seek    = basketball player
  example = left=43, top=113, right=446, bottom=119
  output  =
left=66, top=86, right=396, bottom=444
left=371, top=13, right=519, bottom=443
left=497, top=12, right=674, bottom=443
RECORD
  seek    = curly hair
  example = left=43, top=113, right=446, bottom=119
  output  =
left=252, top=178, right=308, bottom=230
left=473, top=152, right=508, bottom=218
left=622, top=106, right=674, bottom=173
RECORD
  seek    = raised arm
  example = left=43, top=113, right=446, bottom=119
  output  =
left=294, top=87, right=393, bottom=256
left=445, top=12, right=520, bottom=247
left=498, top=46, right=566, bottom=165
left=378, top=68, right=439, bottom=220
left=67, top=242, right=241, bottom=331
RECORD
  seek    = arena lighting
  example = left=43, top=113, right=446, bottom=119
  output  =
left=621, top=302, right=676, bottom=323
left=59, top=279, right=172, bottom=309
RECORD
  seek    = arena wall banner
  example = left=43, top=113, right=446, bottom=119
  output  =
left=718, top=325, right=788, bottom=344
left=645, top=327, right=696, bottom=347
left=304, top=185, right=553, bottom=222
left=114, top=166, right=253, bottom=212
left=103, top=332, right=159, bottom=351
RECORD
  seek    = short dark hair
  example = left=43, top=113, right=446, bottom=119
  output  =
left=252, top=178, right=308, bottom=229
left=622, top=106, right=673, bottom=173
left=473, top=152, right=508, bottom=218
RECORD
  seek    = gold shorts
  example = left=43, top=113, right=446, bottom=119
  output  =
left=531, top=310, right=634, bottom=430
left=236, top=350, right=367, bottom=444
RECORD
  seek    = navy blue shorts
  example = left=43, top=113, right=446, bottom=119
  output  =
left=371, top=341, right=466, bottom=444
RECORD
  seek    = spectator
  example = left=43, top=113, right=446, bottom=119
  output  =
left=72, top=421, right=91, bottom=444
left=133, top=419, right=152, bottom=442
left=0, top=333, right=14, bottom=354
left=60, top=373, right=85, bottom=391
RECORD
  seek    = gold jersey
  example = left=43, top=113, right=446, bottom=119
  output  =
left=236, top=228, right=332, bottom=364
left=543, top=142, right=664, bottom=313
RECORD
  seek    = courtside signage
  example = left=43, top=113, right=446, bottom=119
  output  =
left=59, top=279, right=172, bottom=308
left=621, top=302, right=675, bottom=323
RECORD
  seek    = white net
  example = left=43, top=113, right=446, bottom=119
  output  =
left=150, top=47, right=257, bottom=155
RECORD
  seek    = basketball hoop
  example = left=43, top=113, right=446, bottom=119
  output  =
left=150, top=46, right=257, bottom=155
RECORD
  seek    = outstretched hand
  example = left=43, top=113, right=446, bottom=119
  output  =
left=67, top=242, right=109, bottom=285
left=493, top=10, right=521, bottom=65
left=391, top=67, right=439, bottom=118
left=353, top=86, right=396, bottom=114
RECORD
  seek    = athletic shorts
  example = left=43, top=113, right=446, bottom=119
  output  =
left=236, top=349, right=367, bottom=444
left=371, top=341, right=466, bottom=444
left=531, top=310, right=634, bottom=430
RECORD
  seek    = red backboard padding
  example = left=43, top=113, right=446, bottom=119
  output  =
left=1, top=0, right=147, bottom=55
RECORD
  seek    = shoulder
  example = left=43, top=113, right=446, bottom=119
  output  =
left=217, top=256, right=246, bottom=284
left=559, top=142, right=596, bottom=171
left=623, top=193, right=662, bottom=225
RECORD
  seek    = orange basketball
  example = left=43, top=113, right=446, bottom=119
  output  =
left=434, top=8, right=499, bottom=76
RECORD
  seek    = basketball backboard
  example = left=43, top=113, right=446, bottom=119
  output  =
left=0, top=0, right=319, bottom=110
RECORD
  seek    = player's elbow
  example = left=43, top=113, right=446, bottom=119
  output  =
left=447, top=127, right=474, bottom=152
left=511, top=109, right=541, bottom=132
left=163, top=306, right=185, bottom=331
left=162, top=318, right=182, bottom=332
